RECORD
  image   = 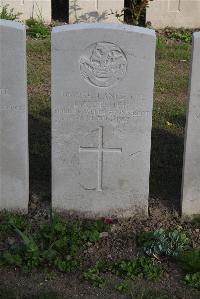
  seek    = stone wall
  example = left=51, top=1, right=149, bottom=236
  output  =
left=1, top=0, right=51, bottom=23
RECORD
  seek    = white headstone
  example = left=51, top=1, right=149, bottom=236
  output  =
left=52, top=23, right=156, bottom=217
left=69, top=0, right=124, bottom=23
left=182, top=32, right=200, bottom=217
left=1, top=0, right=51, bottom=23
left=0, top=20, right=29, bottom=211
left=147, top=0, right=200, bottom=29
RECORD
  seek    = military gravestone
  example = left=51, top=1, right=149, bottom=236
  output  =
left=0, top=20, right=29, bottom=211
left=69, top=0, right=124, bottom=23
left=52, top=23, right=156, bottom=217
left=182, top=32, right=200, bottom=217
left=1, top=0, right=51, bottom=23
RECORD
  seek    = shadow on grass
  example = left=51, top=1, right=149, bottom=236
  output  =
left=167, top=113, right=186, bottom=130
left=29, top=112, right=51, bottom=195
left=150, top=127, right=185, bottom=210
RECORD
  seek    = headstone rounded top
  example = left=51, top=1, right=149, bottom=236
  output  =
left=193, top=32, right=200, bottom=39
left=0, top=19, right=25, bottom=30
left=52, top=23, right=155, bottom=37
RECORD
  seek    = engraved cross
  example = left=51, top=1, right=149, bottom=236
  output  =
left=168, top=0, right=181, bottom=12
left=79, top=126, right=122, bottom=191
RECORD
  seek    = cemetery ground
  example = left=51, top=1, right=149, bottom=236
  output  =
left=0, top=30, right=200, bottom=298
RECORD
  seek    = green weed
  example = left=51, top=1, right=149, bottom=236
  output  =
left=139, top=228, right=189, bottom=257
left=112, top=257, right=162, bottom=281
left=81, top=219, right=111, bottom=242
left=163, top=28, right=192, bottom=43
left=83, top=267, right=106, bottom=288
left=26, top=18, right=50, bottom=38
left=0, top=211, right=28, bottom=235
left=184, top=272, right=200, bottom=290
left=0, top=215, right=111, bottom=273
left=115, top=280, right=130, bottom=293
left=0, top=4, right=22, bottom=20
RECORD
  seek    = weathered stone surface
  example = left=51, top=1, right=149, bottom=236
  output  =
left=52, top=23, right=156, bottom=217
left=147, top=0, right=200, bottom=29
left=0, top=20, right=29, bottom=211
left=69, top=0, right=124, bottom=23
left=182, top=32, right=200, bottom=217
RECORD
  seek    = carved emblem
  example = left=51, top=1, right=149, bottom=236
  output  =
left=80, top=42, right=127, bottom=88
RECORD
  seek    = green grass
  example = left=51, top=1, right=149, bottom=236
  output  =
left=27, top=38, right=51, bottom=185
left=150, top=37, right=190, bottom=199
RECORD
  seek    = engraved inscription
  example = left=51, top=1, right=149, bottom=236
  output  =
left=0, top=88, right=8, bottom=95
left=80, top=42, right=127, bottom=87
left=61, top=91, right=148, bottom=102
left=0, top=89, right=25, bottom=111
left=79, top=127, right=122, bottom=191
left=168, top=0, right=181, bottom=12
left=62, top=91, right=135, bottom=101
left=0, top=105, right=25, bottom=112
left=54, top=101, right=150, bottom=122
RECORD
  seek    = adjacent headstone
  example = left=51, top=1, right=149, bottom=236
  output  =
left=1, top=0, right=51, bottom=23
left=147, top=0, right=200, bottom=29
left=52, top=23, right=156, bottom=217
left=69, top=0, right=124, bottom=23
left=0, top=20, right=28, bottom=211
left=182, top=32, right=200, bottom=217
